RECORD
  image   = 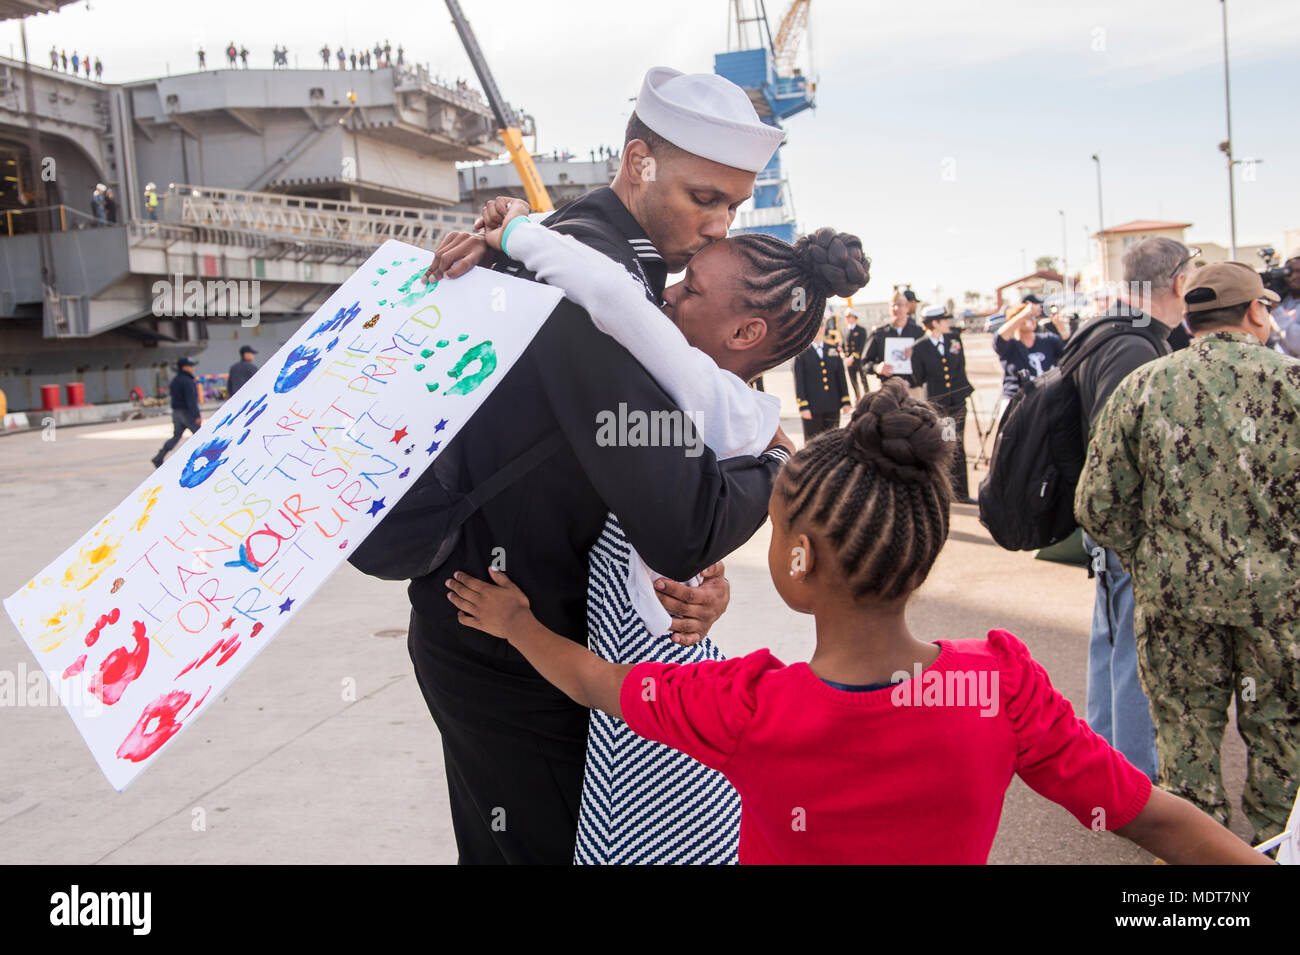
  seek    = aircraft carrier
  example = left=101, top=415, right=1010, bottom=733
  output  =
left=0, top=28, right=520, bottom=412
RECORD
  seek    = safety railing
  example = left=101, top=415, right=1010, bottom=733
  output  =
left=3, top=204, right=101, bottom=236
left=169, top=184, right=476, bottom=247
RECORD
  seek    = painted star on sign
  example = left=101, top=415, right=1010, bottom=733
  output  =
left=425, top=439, right=440, bottom=455
left=434, top=418, right=448, bottom=433
left=367, top=497, right=387, bottom=516
left=221, top=616, right=235, bottom=631
left=278, top=597, right=294, bottom=614
left=390, top=427, right=409, bottom=444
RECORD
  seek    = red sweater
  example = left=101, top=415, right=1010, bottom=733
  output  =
left=620, top=630, right=1151, bottom=864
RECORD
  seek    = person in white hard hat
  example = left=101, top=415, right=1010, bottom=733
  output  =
left=91, top=183, right=107, bottom=226
left=400, top=67, right=791, bottom=865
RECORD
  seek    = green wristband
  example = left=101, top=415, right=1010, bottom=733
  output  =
left=501, top=215, right=528, bottom=257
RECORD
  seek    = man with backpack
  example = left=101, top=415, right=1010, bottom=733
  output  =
left=977, top=237, right=1194, bottom=781
left=1074, top=237, right=1196, bottom=780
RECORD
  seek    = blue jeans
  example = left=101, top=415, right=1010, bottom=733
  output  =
left=1081, top=531, right=1158, bottom=781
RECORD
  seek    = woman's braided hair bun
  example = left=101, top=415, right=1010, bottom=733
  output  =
left=844, top=378, right=952, bottom=486
left=793, top=227, right=871, bottom=300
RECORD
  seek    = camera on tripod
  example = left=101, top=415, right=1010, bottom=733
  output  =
left=1257, top=248, right=1292, bottom=297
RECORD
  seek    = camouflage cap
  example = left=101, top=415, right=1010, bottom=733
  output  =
left=1184, top=261, right=1280, bottom=313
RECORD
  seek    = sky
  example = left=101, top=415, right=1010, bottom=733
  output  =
left=5, top=0, right=1298, bottom=306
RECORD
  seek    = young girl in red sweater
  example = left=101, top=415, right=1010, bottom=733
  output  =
left=445, top=379, right=1269, bottom=865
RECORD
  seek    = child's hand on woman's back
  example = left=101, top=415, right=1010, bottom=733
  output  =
left=445, top=569, right=533, bottom=639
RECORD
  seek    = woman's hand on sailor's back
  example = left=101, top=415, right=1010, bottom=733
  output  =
left=768, top=425, right=795, bottom=453
left=425, top=231, right=489, bottom=282
left=479, top=196, right=532, bottom=250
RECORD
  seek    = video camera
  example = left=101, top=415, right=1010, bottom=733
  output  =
left=1258, top=248, right=1292, bottom=298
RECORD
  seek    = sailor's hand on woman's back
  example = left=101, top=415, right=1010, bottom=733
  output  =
left=654, top=561, right=730, bottom=645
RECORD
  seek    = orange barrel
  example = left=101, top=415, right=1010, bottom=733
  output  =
left=40, top=384, right=61, bottom=410
left=66, top=382, right=87, bottom=406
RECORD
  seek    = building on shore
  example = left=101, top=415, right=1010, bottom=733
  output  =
left=993, top=269, right=1067, bottom=310
left=1079, top=219, right=1299, bottom=294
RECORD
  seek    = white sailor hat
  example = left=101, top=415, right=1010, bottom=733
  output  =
left=634, top=66, right=786, bottom=173
left=921, top=304, right=949, bottom=325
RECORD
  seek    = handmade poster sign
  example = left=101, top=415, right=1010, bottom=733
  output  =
left=3, top=240, right=561, bottom=791
left=883, top=337, right=914, bottom=375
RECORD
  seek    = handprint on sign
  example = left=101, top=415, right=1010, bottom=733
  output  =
left=412, top=335, right=496, bottom=396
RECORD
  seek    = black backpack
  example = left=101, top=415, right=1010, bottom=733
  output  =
left=348, top=430, right=565, bottom=581
left=977, top=319, right=1139, bottom=551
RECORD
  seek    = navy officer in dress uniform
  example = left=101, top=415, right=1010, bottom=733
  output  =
left=912, top=304, right=974, bottom=502
left=793, top=320, right=852, bottom=441
left=863, top=290, right=926, bottom=394
left=842, top=311, right=868, bottom=401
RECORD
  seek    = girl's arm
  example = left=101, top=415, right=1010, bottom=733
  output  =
left=445, top=569, right=631, bottom=718
left=1116, top=787, right=1274, bottom=864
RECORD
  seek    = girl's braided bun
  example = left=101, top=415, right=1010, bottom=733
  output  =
left=844, top=378, right=952, bottom=486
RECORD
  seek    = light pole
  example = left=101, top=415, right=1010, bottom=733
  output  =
left=1220, top=0, right=1237, bottom=259
left=1091, top=154, right=1106, bottom=286
left=1059, top=209, right=1068, bottom=293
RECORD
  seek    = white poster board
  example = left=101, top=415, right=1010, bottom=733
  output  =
left=3, top=240, right=561, bottom=790
left=883, top=337, right=914, bottom=375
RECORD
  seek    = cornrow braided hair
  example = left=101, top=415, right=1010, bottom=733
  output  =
left=731, top=227, right=871, bottom=370
left=775, top=378, right=953, bottom=601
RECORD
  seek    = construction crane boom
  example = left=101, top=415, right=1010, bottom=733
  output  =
left=444, top=0, right=553, bottom=212
left=772, top=0, right=810, bottom=76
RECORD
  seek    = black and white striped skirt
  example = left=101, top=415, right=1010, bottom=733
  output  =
left=574, top=515, right=741, bottom=865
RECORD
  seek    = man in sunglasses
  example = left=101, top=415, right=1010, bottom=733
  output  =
left=1076, top=261, right=1298, bottom=846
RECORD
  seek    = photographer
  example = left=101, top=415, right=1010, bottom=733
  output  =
left=1268, top=253, right=1300, bottom=357
left=993, top=297, right=1067, bottom=402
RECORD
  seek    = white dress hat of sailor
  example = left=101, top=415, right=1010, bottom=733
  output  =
left=634, top=66, right=786, bottom=173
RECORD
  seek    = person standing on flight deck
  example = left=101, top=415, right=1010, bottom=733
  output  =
left=406, top=67, right=788, bottom=864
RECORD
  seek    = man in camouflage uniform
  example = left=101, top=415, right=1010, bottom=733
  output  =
left=1075, top=262, right=1300, bottom=843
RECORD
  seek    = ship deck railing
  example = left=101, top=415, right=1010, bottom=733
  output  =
left=2, top=187, right=477, bottom=251
left=169, top=184, right=475, bottom=249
